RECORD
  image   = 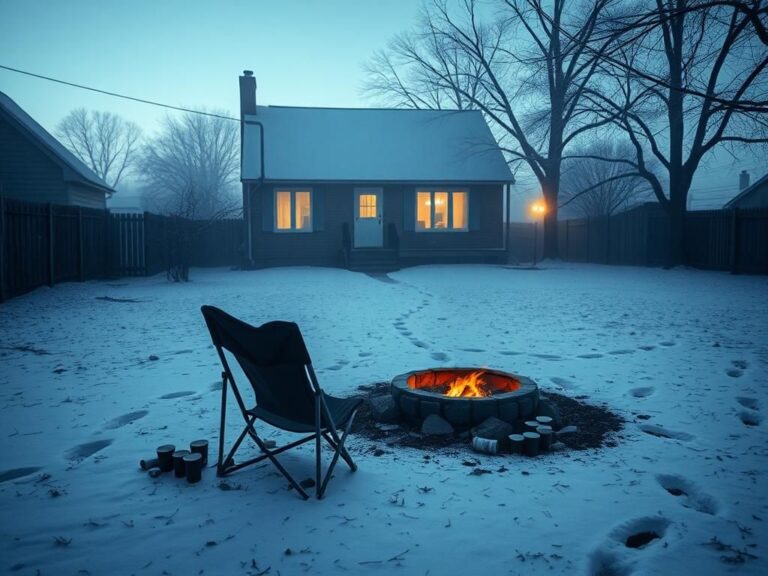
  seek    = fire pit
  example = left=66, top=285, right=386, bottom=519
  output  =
left=391, top=368, right=539, bottom=428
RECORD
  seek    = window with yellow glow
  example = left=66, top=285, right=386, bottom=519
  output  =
left=416, top=191, right=431, bottom=230
left=295, top=191, right=311, bottom=230
left=415, top=190, right=468, bottom=231
left=452, top=191, right=467, bottom=229
left=276, top=191, right=292, bottom=230
left=434, top=192, right=448, bottom=228
left=274, top=189, right=312, bottom=232
left=359, top=194, right=377, bottom=218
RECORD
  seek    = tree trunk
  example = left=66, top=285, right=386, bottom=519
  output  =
left=541, top=175, right=560, bottom=260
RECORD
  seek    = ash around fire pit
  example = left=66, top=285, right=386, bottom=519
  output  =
left=391, top=368, right=539, bottom=428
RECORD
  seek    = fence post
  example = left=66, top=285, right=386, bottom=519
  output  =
left=77, top=206, right=84, bottom=281
left=0, top=195, right=5, bottom=302
left=730, top=208, right=740, bottom=275
left=47, top=203, right=55, bottom=287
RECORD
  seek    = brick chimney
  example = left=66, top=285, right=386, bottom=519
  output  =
left=739, top=170, right=750, bottom=190
left=239, top=70, right=256, bottom=117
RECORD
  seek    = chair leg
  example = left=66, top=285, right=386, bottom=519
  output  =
left=315, top=395, right=322, bottom=499
left=318, top=408, right=359, bottom=498
left=216, top=372, right=228, bottom=474
left=322, top=433, right=357, bottom=471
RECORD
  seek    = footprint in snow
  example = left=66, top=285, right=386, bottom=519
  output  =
left=65, top=439, right=113, bottom=461
left=532, top=353, right=562, bottom=360
left=498, top=350, right=522, bottom=356
left=612, top=516, right=671, bottom=549
left=358, top=352, right=373, bottom=358
left=0, top=467, right=43, bottom=484
left=459, top=347, right=485, bottom=353
left=639, top=424, right=693, bottom=441
left=629, top=386, right=655, bottom=398
left=736, top=396, right=759, bottom=411
left=656, top=474, right=719, bottom=515
left=659, top=341, right=676, bottom=347
left=430, top=351, right=449, bottom=362
left=103, top=410, right=148, bottom=430
left=159, top=391, right=196, bottom=399
left=412, top=340, right=429, bottom=349
left=739, top=410, right=761, bottom=427
left=609, top=349, right=635, bottom=355
left=638, top=345, right=656, bottom=351
left=726, top=368, right=743, bottom=378
left=588, top=516, right=671, bottom=576
left=732, top=360, right=749, bottom=370
left=577, top=353, right=603, bottom=359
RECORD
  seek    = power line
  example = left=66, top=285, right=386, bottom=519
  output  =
left=0, top=63, right=240, bottom=122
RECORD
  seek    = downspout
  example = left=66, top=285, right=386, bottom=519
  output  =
left=505, top=183, right=511, bottom=258
left=241, top=119, right=264, bottom=267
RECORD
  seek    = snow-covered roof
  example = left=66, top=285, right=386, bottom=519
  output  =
left=724, top=171, right=768, bottom=208
left=0, top=91, right=114, bottom=194
left=242, top=106, right=513, bottom=183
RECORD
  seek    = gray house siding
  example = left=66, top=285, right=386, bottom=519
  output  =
left=0, top=113, right=68, bottom=204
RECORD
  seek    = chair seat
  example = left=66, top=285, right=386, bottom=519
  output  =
left=248, top=394, right=362, bottom=433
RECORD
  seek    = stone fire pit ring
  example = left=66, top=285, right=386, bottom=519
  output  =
left=391, top=367, right=539, bottom=428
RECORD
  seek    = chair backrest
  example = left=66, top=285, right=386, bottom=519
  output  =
left=201, top=305, right=317, bottom=423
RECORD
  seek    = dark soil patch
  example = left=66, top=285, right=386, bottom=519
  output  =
left=352, top=382, right=623, bottom=452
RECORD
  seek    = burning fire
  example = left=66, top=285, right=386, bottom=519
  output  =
left=444, top=371, right=490, bottom=398
left=407, top=368, right=521, bottom=397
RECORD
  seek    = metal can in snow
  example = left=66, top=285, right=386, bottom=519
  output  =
left=472, top=436, right=498, bottom=454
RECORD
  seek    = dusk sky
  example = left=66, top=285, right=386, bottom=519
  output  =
left=0, top=0, right=762, bottom=209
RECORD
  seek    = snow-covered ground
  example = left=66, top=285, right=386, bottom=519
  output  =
left=1, top=264, right=766, bottom=576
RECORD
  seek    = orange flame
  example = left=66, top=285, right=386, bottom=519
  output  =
left=444, top=371, right=490, bottom=398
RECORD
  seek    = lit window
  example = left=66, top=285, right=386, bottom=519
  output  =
left=276, top=191, right=292, bottom=230
left=415, top=190, right=469, bottom=231
left=452, top=191, right=467, bottom=229
left=275, top=189, right=312, bottom=232
left=416, top=191, right=431, bottom=230
left=359, top=194, right=377, bottom=218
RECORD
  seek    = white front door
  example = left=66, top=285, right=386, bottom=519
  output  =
left=354, top=188, right=383, bottom=247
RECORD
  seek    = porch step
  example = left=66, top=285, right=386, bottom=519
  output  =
left=348, top=248, right=399, bottom=272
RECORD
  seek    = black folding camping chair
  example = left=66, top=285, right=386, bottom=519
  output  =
left=201, top=305, right=362, bottom=499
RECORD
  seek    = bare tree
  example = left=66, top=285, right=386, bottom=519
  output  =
left=56, top=108, right=141, bottom=188
left=365, top=0, right=619, bottom=259
left=560, top=141, right=651, bottom=217
left=585, top=0, right=768, bottom=265
left=141, top=111, right=239, bottom=220
left=140, top=111, right=240, bottom=280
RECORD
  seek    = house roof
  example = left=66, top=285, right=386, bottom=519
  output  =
left=724, top=171, right=768, bottom=208
left=241, top=106, right=514, bottom=184
left=0, top=91, right=114, bottom=194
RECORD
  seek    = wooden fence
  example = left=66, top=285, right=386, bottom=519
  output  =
left=0, top=198, right=244, bottom=301
left=509, top=204, right=768, bottom=274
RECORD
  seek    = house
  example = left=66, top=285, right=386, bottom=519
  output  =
left=724, top=170, right=768, bottom=210
left=0, top=91, right=113, bottom=209
left=238, top=71, right=514, bottom=270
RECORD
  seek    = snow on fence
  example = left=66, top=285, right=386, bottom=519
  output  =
left=0, top=198, right=243, bottom=301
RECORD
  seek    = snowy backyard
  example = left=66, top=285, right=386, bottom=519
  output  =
left=1, top=263, right=766, bottom=575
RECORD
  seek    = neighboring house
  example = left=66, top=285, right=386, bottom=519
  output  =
left=0, top=91, right=113, bottom=209
left=724, top=171, right=768, bottom=210
left=238, top=71, right=514, bottom=270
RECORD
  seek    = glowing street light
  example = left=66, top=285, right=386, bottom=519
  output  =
left=529, top=201, right=547, bottom=217
left=529, top=200, right=547, bottom=266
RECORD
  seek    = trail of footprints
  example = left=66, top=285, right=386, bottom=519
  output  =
left=589, top=475, right=721, bottom=575
left=0, top=388, right=209, bottom=483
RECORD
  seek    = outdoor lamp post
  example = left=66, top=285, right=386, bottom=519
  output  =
left=529, top=200, right=547, bottom=266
